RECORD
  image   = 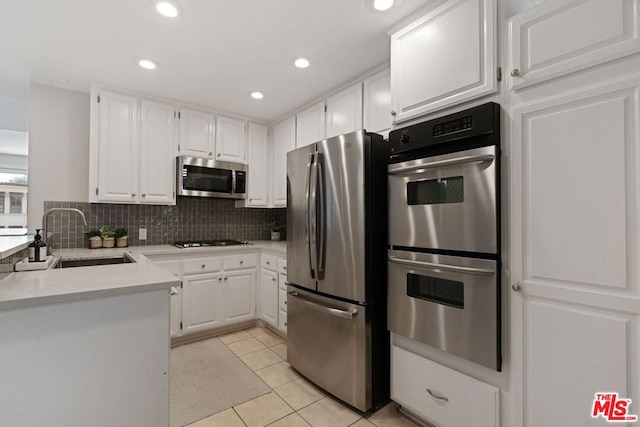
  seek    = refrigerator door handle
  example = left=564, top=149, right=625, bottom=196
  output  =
left=316, top=152, right=326, bottom=280
left=288, top=291, right=358, bottom=319
left=308, top=153, right=318, bottom=279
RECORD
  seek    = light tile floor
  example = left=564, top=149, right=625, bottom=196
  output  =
left=185, top=326, right=418, bottom=427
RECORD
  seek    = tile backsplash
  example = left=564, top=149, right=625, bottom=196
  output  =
left=43, top=199, right=287, bottom=249
left=0, top=248, right=30, bottom=280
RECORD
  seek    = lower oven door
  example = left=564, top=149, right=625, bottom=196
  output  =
left=387, top=249, right=500, bottom=371
left=388, top=145, right=498, bottom=253
left=287, top=286, right=371, bottom=411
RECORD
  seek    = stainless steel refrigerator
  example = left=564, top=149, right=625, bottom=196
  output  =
left=286, top=130, right=389, bottom=412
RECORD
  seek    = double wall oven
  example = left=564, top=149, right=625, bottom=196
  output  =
left=387, top=102, right=501, bottom=371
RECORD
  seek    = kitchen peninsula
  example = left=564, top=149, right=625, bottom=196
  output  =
left=0, top=252, right=178, bottom=427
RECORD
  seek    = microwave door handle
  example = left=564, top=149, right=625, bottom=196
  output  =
left=387, top=154, right=495, bottom=175
left=316, top=153, right=326, bottom=280
left=307, top=153, right=317, bottom=278
left=388, top=256, right=495, bottom=275
left=231, top=170, right=236, bottom=194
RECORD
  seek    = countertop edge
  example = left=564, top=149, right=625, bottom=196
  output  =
left=0, top=236, right=32, bottom=259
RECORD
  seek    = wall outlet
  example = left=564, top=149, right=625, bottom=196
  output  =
left=139, top=228, right=147, bottom=240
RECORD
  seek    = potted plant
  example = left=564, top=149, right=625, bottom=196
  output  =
left=114, top=228, right=128, bottom=248
left=84, top=229, right=102, bottom=249
left=265, top=220, right=285, bottom=241
left=99, top=226, right=115, bottom=248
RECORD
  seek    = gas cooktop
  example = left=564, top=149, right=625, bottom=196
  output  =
left=173, top=239, right=252, bottom=248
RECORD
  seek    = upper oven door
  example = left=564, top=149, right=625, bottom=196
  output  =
left=388, top=145, right=498, bottom=254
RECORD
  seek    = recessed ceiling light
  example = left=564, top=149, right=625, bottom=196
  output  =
left=156, top=1, right=181, bottom=18
left=373, top=0, right=394, bottom=11
left=293, top=57, right=310, bottom=69
left=136, top=58, right=158, bottom=70
left=250, top=91, right=264, bottom=100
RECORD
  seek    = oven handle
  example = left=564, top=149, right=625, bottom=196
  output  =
left=288, top=291, right=358, bottom=319
left=387, top=154, right=495, bottom=175
left=388, top=256, right=495, bottom=275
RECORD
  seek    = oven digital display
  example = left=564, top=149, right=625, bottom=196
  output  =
left=407, top=273, right=464, bottom=309
left=433, top=115, right=472, bottom=137
left=407, top=176, right=464, bottom=205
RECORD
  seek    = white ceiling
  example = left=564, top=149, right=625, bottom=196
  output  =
left=0, top=0, right=433, bottom=132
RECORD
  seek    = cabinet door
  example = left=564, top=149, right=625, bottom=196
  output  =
left=260, top=269, right=278, bottom=326
left=246, top=123, right=269, bottom=207
left=296, top=102, right=325, bottom=148
left=508, top=0, right=640, bottom=91
left=390, top=0, right=496, bottom=122
left=363, top=68, right=392, bottom=139
left=178, top=108, right=214, bottom=158
left=510, top=77, right=640, bottom=427
left=224, top=269, right=256, bottom=323
left=182, top=273, right=223, bottom=334
left=272, top=117, right=296, bottom=207
left=96, top=90, right=140, bottom=203
left=155, top=260, right=182, bottom=337
left=140, top=99, right=176, bottom=205
left=325, top=83, right=363, bottom=139
left=216, top=115, right=247, bottom=163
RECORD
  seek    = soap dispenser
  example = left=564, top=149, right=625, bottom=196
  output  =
left=28, top=229, right=47, bottom=262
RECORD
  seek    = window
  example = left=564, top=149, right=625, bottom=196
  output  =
left=9, top=193, right=23, bottom=213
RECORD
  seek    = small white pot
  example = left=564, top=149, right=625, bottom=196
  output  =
left=270, top=231, right=281, bottom=241
left=102, top=237, right=115, bottom=248
left=89, top=236, right=102, bottom=249
left=116, top=236, right=128, bottom=248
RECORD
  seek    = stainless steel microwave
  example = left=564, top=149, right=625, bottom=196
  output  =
left=177, top=156, right=247, bottom=199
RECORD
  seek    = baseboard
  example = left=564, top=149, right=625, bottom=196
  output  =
left=171, top=319, right=263, bottom=347
left=398, top=406, right=436, bottom=427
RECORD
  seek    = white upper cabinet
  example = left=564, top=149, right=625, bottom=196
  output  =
left=94, top=90, right=140, bottom=203
left=140, top=99, right=176, bottom=204
left=179, top=107, right=215, bottom=158
left=390, top=0, right=497, bottom=123
left=246, top=122, right=269, bottom=207
left=363, top=68, right=392, bottom=139
left=508, top=0, right=640, bottom=91
left=296, top=102, right=325, bottom=147
left=216, top=115, right=247, bottom=163
left=272, top=117, right=296, bottom=207
left=325, top=83, right=363, bottom=139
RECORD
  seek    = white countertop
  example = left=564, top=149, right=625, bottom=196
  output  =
left=0, top=235, right=33, bottom=259
left=0, top=240, right=286, bottom=311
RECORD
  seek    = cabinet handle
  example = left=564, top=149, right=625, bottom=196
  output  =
left=218, top=277, right=222, bottom=281
left=510, top=68, right=520, bottom=77
left=391, top=110, right=397, bottom=117
left=216, top=153, right=220, bottom=157
left=240, top=260, right=244, bottom=264
left=266, top=261, right=270, bottom=265
left=272, top=277, right=276, bottom=282
left=201, top=264, right=206, bottom=269
left=249, top=198, right=253, bottom=202
left=141, top=193, right=146, bottom=197
left=283, top=266, right=287, bottom=270
left=131, top=193, right=136, bottom=197
left=284, top=300, right=287, bottom=305
left=224, top=277, right=228, bottom=281
left=426, top=389, right=449, bottom=402
left=512, top=283, right=522, bottom=292
left=284, top=322, right=287, bottom=326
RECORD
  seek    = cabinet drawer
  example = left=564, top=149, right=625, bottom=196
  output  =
left=224, top=253, right=257, bottom=270
left=278, top=309, right=287, bottom=333
left=183, top=257, right=222, bottom=275
left=277, top=258, right=287, bottom=275
left=262, top=254, right=278, bottom=271
left=279, top=288, right=287, bottom=312
left=391, top=345, right=498, bottom=427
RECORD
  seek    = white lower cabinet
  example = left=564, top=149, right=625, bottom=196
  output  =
left=260, top=269, right=278, bottom=327
left=391, top=345, right=499, bottom=427
left=224, top=269, right=256, bottom=323
left=154, top=260, right=182, bottom=338
left=182, top=272, right=224, bottom=333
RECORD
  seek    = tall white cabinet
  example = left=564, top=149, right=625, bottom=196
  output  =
left=272, top=117, right=296, bottom=207
left=389, top=0, right=496, bottom=122
left=325, top=83, right=363, bottom=139
left=508, top=1, right=640, bottom=426
left=363, top=68, right=392, bottom=139
left=246, top=123, right=269, bottom=207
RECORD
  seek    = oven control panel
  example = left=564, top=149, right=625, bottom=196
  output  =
left=433, top=115, right=472, bottom=136
left=388, top=102, right=500, bottom=160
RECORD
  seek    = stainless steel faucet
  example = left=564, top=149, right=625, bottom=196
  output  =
left=42, top=208, right=88, bottom=253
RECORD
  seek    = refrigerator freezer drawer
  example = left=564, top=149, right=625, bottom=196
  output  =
left=286, top=286, right=371, bottom=412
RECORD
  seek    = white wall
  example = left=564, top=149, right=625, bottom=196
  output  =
left=28, top=84, right=90, bottom=229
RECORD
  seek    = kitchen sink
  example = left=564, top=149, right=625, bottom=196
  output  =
left=55, top=256, right=135, bottom=268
